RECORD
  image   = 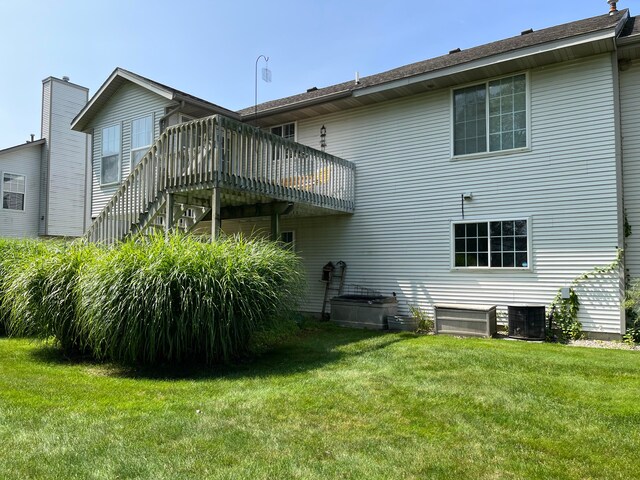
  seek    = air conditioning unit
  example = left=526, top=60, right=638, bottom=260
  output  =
left=508, top=305, right=546, bottom=340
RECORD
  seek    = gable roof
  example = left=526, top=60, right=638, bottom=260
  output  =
left=71, top=68, right=240, bottom=132
left=237, top=9, right=630, bottom=121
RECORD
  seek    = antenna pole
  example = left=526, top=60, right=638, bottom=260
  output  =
left=255, top=55, right=269, bottom=127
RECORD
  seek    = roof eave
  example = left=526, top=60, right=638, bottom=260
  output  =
left=174, top=93, right=242, bottom=120
left=71, top=68, right=175, bottom=132
left=353, top=28, right=620, bottom=99
left=0, top=139, right=46, bottom=156
left=240, top=90, right=353, bottom=121
left=246, top=24, right=623, bottom=120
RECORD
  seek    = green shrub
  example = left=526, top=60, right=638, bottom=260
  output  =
left=624, top=279, right=640, bottom=344
left=548, top=287, right=583, bottom=342
left=408, top=304, right=434, bottom=333
left=77, top=233, right=304, bottom=364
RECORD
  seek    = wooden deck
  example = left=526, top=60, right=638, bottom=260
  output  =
left=85, top=115, right=356, bottom=243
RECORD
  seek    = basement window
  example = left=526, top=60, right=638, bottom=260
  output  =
left=453, top=73, right=528, bottom=156
left=452, top=219, right=530, bottom=269
left=2, top=173, right=26, bottom=211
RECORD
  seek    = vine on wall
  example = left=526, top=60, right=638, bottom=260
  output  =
left=548, top=249, right=623, bottom=342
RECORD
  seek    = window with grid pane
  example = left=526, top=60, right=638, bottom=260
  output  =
left=453, top=74, right=527, bottom=156
left=270, top=122, right=295, bottom=160
left=131, top=115, right=153, bottom=168
left=271, top=123, right=295, bottom=140
left=454, top=219, right=529, bottom=268
left=2, top=173, right=25, bottom=211
left=101, top=124, right=121, bottom=185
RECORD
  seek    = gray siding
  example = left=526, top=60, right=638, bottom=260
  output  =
left=0, top=143, right=43, bottom=238
left=42, top=78, right=89, bottom=236
left=227, top=54, right=623, bottom=333
left=621, top=59, right=640, bottom=280
left=89, top=82, right=171, bottom=217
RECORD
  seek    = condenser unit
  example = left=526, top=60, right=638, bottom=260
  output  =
left=508, top=305, right=546, bottom=340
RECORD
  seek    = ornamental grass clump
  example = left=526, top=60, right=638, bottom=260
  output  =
left=0, top=238, right=54, bottom=336
left=3, top=240, right=100, bottom=352
left=78, top=232, right=304, bottom=364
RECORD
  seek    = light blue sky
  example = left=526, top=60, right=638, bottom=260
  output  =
left=0, top=0, right=628, bottom=147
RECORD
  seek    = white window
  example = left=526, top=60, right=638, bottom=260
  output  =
left=453, top=74, right=527, bottom=156
left=101, top=124, right=121, bottom=185
left=271, top=123, right=295, bottom=141
left=452, top=219, right=529, bottom=269
left=270, top=123, right=296, bottom=161
left=131, top=115, right=153, bottom=168
left=280, top=230, right=295, bottom=250
left=2, top=173, right=26, bottom=211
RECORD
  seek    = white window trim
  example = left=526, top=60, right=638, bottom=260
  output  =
left=450, top=72, right=531, bottom=160
left=450, top=216, right=532, bottom=272
left=100, top=123, right=122, bottom=186
left=270, top=121, right=297, bottom=142
left=0, top=171, right=27, bottom=213
left=130, top=114, right=154, bottom=169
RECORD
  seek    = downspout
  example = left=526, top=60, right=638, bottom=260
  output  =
left=611, top=24, right=627, bottom=335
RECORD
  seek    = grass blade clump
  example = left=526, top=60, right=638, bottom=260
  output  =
left=3, top=240, right=99, bottom=352
left=0, top=238, right=53, bottom=336
left=78, top=232, right=304, bottom=364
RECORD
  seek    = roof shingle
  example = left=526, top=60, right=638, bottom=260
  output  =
left=237, top=9, right=629, bottom=117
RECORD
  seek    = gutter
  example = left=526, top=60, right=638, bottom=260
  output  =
left=242, top=90, right=352, bottom=121
left=354, top=29, right=620, bottom=98
left=243, top=27, right=623, bottom=119
left=174, top=93, right=242, bottom=120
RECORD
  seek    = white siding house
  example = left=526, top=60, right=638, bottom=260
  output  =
left=0, top=141, right=43, bottom=238
left=244, top=54, right=622, bottom=334
left=71, top=8, right=640, bottom=338
left=0, top=76, right=89, bottom=239
left=40, top=77, right=90, bottom=236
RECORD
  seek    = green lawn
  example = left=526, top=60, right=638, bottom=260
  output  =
left=1, top=322, right=639, bottom=480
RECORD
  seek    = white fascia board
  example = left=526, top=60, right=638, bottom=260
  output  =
left=71, top=69, right=174, bottom=132
left=117, top=70, right=174, bottom=100
left=0, top=139, right=45, bottom=156
left=353, top=30, right=618, bottom=98
left=251, top=90, right=352, bottom=119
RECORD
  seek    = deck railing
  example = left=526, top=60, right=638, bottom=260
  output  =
left=85, top=114, right=356, bottom=243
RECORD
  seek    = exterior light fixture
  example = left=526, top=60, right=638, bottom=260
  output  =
left=461, top=192, right=473, bottom=218
left=320, top=125, right=327, bottom=152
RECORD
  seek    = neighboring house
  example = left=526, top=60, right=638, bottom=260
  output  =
left=0, top=77, right=90, bottom=238
left=70, top=6, right=640, bottom=338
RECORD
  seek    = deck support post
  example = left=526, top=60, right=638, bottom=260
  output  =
left=165, top=193, right=174, bottom=233
left=270, top=213, right=280, bottom=242
left=211, top=187, right=221, bottom=240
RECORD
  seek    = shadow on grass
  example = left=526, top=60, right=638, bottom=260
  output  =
left=27, top=321, right=415, bottom=381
